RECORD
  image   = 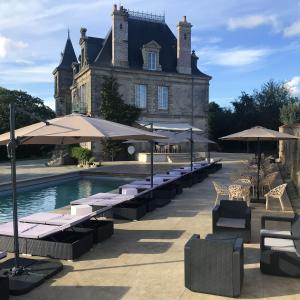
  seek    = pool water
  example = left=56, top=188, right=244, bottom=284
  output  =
left=0, top=176, right=133, bottom=223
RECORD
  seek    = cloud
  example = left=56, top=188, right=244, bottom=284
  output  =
left=285, top=76, right=300, bottom=95
left=0, top=36, right=28, bottom=58
left=197, top=47, right=271, bottom=67
left=284, top=21, right=300, bottom=37
left=228, top=14, right=279, bottom=31
left=0, top=62, right=56, bottom=84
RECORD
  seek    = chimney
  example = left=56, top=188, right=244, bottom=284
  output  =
left=191, top=50, right=198, bottom=69
left=112, top=4, right=128, bottom=67
left=177, top=16, right=192, bottom=74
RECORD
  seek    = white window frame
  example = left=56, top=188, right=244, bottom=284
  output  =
left=148, top=52, right=157, bottom=71
left=158, top=86, right=168, bottom=110
left=135, top=84, right=147, bottom=108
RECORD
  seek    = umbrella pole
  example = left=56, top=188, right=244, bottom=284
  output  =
left=8, top=103, right=20, bottom=271
left=190, top=128, right=193, bottom=171
left=256, top=138, right=261, bottom=202
left=150, top=123, right=154, bottom=188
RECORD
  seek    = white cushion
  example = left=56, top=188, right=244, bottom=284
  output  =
left=217, top=217, right=246, bottom=229
left=264, top=237, right=296, bottom=253
left=0, top=251, right=7, bottom=259
left=260, top=229, right=291, bottom=236
left=71, top=204, right=93, bottom=216
left=122, top=188, right=138, bottom=196
left=19, top=212, right=62, bottom=224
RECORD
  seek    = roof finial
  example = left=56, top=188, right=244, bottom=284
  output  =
left=67, top=28, right=70, bottom=39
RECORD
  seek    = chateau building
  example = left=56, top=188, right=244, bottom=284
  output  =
left=53, top=5, right=211, bottom=157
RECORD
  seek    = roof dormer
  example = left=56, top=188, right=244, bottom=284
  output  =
left=142, top=40, right=162, bottom=71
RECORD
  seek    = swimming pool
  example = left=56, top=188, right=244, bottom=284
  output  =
left=0, top=176, right=134, bottom=223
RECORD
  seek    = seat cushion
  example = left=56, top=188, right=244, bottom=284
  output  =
left=264, top=237, right=296, bottom=253
left=260, top=229, right=291, bottom=236
left=216, top=217, right=246, bottom=229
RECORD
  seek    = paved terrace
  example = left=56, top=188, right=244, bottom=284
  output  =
left=3, top=154, right=299, bottom=300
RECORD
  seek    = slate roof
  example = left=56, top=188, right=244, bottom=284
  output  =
left=85, top=37, right=104, bottom=63
left=59, top=17, right=210, bottom=78
left=57, top=37, right=77, bottom=70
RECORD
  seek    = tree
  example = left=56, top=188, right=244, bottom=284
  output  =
left=254, top=80, right=298, bottom=130
left=280, top=101, right=300, bottom=125
left=231, top=92, right=258, bottom=130
left=99, top=76, right=141, bottom=160
left=0, top=87, right=55, bottom=160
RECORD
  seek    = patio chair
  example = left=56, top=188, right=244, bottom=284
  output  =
left=212, top=200, right=251, bottom=242
left=261, top=171, right=278, bottom=194
left=184, top=234, right=244, bottom=297
left=260, top=214, right=300, bottom=277
left=237, top=175, right=256, bottom=198
left=265, top=183, right=287, bottom=211
left=212, top=181, right=229, bottom=205
left=229, top=184, right=251, bottom=204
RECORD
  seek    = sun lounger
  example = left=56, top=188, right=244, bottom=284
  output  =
left=0, top=208, right=109, bottom=260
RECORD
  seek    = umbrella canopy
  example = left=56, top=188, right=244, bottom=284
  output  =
left=219, top=125, right=297, bottom=203
left=220, top=126, right=297, bottom=141
left=0, top=114, right=166, bottom=145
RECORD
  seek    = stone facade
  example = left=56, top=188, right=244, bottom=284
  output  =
left=54, top=5, right=211, bottom=158
left=279, top=124, right=300, bottom=194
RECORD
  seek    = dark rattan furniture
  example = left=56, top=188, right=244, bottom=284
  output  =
left=0, top=270, right=9, bottom=300
left=184, top=234, right=244, bottom=297
left=260, top=214, right=300, bottom=277
left=213, top=200, right=251, bottom=242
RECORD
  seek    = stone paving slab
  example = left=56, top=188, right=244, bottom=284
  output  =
left=3, top=155, right=299, bottom=300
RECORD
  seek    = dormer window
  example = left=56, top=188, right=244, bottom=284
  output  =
left=142, top=40, right=162, bottom=71
left=148, top=52, right=157, bottom=70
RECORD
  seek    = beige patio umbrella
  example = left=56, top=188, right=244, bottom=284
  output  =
left=1, top=110, right=166, bottom=272
left=220, top=126, right=297, bottom=202
left=0, top=114, right=166, bottom=145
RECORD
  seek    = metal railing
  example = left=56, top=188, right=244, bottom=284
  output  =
left=128, top=10, right=165, bottom=23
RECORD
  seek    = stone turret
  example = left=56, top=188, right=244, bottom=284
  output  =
left=112, top=4, right=128, bottom=67
left=53, top=31, right=77, bottom=116
left=177, top=16, right=192, bottom=74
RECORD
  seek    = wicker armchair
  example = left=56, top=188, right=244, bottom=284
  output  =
left=260, top=214, right=300, bottom=277
left=212, top=181, right=229, bottom=205
left=213, top=200, right=251, bottom=242
left=184, top=234, right=244, bottom=297
left=229, top=184, right=251, bottom=204
left=265, top=183, right=287, bottom=211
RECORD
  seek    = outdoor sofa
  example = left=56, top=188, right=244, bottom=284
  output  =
left=184, top=233, right=244, bottom=297
left=212, top=200, right=251, bottom=242
left=260, top=214, right=300, bottom=277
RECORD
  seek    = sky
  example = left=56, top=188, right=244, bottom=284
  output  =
left=1, top=0, right=300, bottom=110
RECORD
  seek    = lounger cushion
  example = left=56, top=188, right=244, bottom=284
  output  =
left=264, top=237, right=296, bottom=253
left=216, top=217, right=246, bottom=229
left=0, top=222, right=35, bottom=236
left=19, top=212, right=62, bottom=224
left=19, top=224, right=59, bottom=239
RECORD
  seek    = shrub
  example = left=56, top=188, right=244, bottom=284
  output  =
left=70, top=146, right=92, bottom=166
